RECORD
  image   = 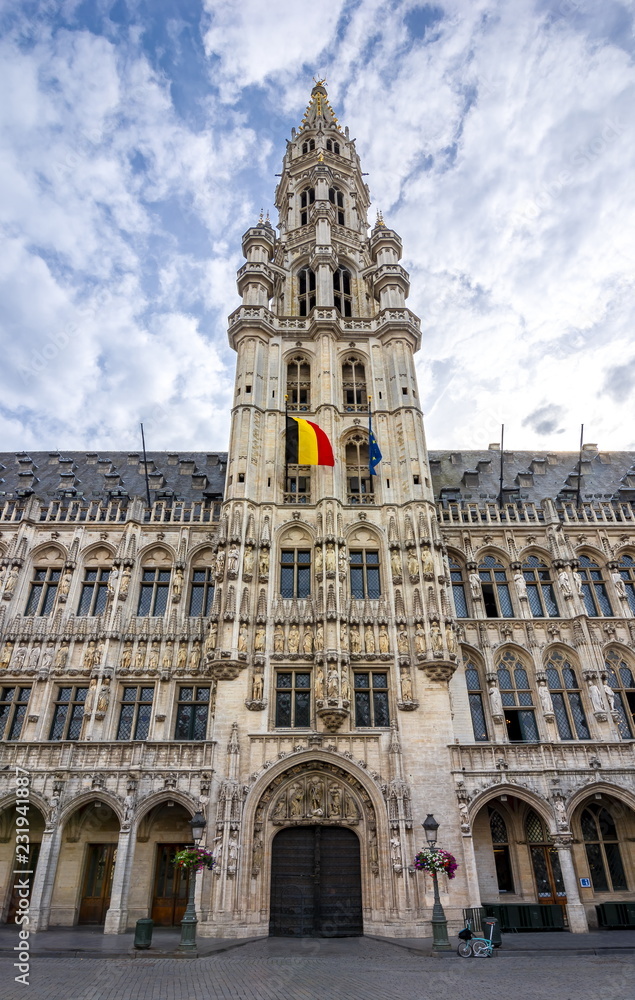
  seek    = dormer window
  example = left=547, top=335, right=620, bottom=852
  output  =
left=300, top=187, right=315, bottom=226
left=333, top=267, right=352, bottom=316
left=298, top=268, right=316, bottom=316
left=329, top=186, right=345, bottom=225
left=326, top=139, right=340, bottom=154
left=301, top=139, right=315, bottom=154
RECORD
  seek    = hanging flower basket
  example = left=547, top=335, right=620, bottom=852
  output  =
left=413, top=848, right=458, bottom=880
left=173, top=847, right=217, bottom=872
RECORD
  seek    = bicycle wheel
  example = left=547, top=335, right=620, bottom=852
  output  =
left=471, top=939, right=492, bottom=958
left=456, top=941, right=473, bottom=958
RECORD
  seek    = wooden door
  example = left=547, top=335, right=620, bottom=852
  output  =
left=529, top=845, right=567, bottom=906
left=269, top=826, right=363, bottom=937
left=7, top=843, right=40, bottom=923
left=78, top=844, right=117, bottom=924
left=151, top=844, right=190, bottom=926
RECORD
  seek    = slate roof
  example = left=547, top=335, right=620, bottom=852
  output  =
left=0, top=452, right=227, bottom=503
left=1, top=446, right=634, bottom=506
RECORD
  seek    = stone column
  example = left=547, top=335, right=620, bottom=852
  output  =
left=104, top=824, right=137, bottom=934
left=553, top=835, right=588, bottom=933
left=29, top=826, right=62, bottom=932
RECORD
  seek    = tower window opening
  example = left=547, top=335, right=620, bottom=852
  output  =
left=342, top=356, right=367, bottom=411
left=333, top=267, right=352, bottom=317
left=346, top=434, right=373, bottom=504
left=300, top=187, right=315, bottom=226
left=326, top=139, right=340, bottom=154
left=329, top=186, right=345, bottom=225
left=298, top=268, right=316, bottom=316
left=286, top=354, right=311, bottom=411
left=301, top=139, right=315, bottom=155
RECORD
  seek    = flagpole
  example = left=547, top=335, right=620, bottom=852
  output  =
left=284, top=394, right=289, bottom=502
left=575, top=423, right=584, bottom=509
left=140, top=422, right=152, bottom=509
left=498, top=423, right=504, bottom=509
left=368, top=396, right=372, bottom=487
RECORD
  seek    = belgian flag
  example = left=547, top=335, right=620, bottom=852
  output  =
left=285, top=416, right=335, bottom=466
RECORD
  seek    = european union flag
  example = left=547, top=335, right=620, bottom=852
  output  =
left=369, top=426, right=382, bottom=475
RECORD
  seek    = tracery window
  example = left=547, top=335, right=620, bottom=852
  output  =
left=342, top=356, right=367, bottom=411
left=489, top=808, right=514, bottom=892
left=349, top=550, right=380, bottom=599
left=354, top=671, right=389, bottom=727
left=545, top=650, right=590, bottom=740
left=188, top=568, right=215, bottom=617
left=604, top=649, right=635, bottom=738
left=522, top=556, right=559, bottom=617
left=25, top=568, right=60, bottom=617
left=299, top=186, right=315, bottom=226
left=0, top=686, right=31, bottom=741
left=345, top=435, right=372, bottom=502
left=333, top=267, right=352, bottom=316
left=49, top=685, right=88, bottom=741
left=479, top=556, right=513, bottom=618
left=325, top=139, right=340, bottom=154
left=525, top=810, right=566, bottom=903
left=174, top=686, right=210, bottom=741
left=116, top=685, right=154, bottom=741
left=581, top=803, right=628, bottom=892
left=616, top=554, right=635, bottom=613
left=465, top=660, right=488, bottom=741
left=577, top=554, right=613, bottom=617
left=497, top=650, right=539, bottom=741
left=137, top=568, right=171, bottom=617
left=275, top=671, right=311, bottom=727
left=298, top=267, right=316, bottom=316
left=301, top=139, right=315, bottom=154
left=284, top=469, right=310, bottom=504
left=286, top=355, right=311, bottom=411
left=77, top=568, right=110, bottom=616
left=280, top=549, right=311, bottom=598
left=329, top=186, right=345, bottom=225
left=449, top=559, right=468, bottom=617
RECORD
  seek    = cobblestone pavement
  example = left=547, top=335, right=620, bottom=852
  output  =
left=3, top=937, right=634, bottom=1000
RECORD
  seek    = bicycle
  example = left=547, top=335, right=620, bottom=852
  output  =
left=456, top=920, right=495, bottom=958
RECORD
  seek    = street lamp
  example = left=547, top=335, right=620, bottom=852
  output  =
left=422, top=814, right=451, bottom=952
left=177, top=811, right=207, bottom=955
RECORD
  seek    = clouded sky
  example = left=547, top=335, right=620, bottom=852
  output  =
left=1, top=0, right=634, bottom=455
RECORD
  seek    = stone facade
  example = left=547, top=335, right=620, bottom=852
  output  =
left=1, top=83, right=635, bottom=938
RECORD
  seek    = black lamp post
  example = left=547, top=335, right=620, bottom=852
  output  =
left=422, top=814, right=451, bottom=952
left=177, top=811, right=207, bottom=955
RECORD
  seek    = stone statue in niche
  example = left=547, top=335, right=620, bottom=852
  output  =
left=378, top=626, right=389, bottom=653
left=573, top=571, right=583, bottom=596
left=390, top=835, right=402, bottom=864
left=489, top=684, right=504, bottom=717
left=397, top=628, right=409, bottom=654
left=345, top=794, right=358, bottom=821
left=341, top=666, right=351, bottom=701
left=315, top=663, right=324, bottom=700
left=120, top=644, right=132, bottom=669
left=314, top=546, right=323, bottom=574
left=414, top=623, right=426, bottom=653
left=445, top=624, right=457, bottom=654
left=612, top=571, right=627, bottom=599
left=603, top=681, right=616, bottom=712
left=237, top=624, right=248, bottom=653
left=340, top=621, right=348, bottom=649
left=364, top=626, right=375, bottom=654
left=215, top=548, right=226, bottom=578
left=148, top=647, right=159, bottom=669
left=82, top=643, right=94, bottom=669
left=309, top=779, right=324, bottom=816
left=328, top=784, right=342, bottom=818
left=254, top=626, right=266, bottom=652
left=288, top=624, right=300, bottom=654
left=0, top=643, right=13, bottom=669
left=4, top=566, right=19, bottom=596
left=14, top=647, right=27, bottom=669
left=162, top=643, right=173, bottom=669
left=177, top=645, right=187, bottom=669
left=58, top=569, right=73, bottom=600
left=338, top=547, right=347, bottom=575
left=390, top=550, right=402, bottom=578
left=302, top=627, right=313, bottom=655
left=289, top=783, right=304, bottom=818
left=538, top=681, right=554, bottom=715
left=514, top=571, right=527, bottom=598
left=274, top=625, right=285, bottom=652
left=172, top=567, right=184, bottom=599
left=135, top=646, right=146, bottom=669
left=227, top=546, right=240, bottom=576
left=272, top=794, right=287, bottom=821
left=400, top=667, right=413, bottom=701
left=588, top=682, right=605, bottom=713
left=325, top=544, right=336, bottom=573
left=421, top=548, right=434, bottom=576
left=96, top=677, right=111, bottom=714
left=252, top=667, right=264, bottom=701
left=206, top=622, right=218, bottom=652
left=84, top=678, right=98, bottom=715
left=327, top=667, right=339, bottom=700
left=314, top=623, right=324, bottom=652
left=558, top=570, right=572, bottom=596
left=258, top=548, right=269, bottom=578
left=469, top=573, right=482, bottom=598
left=407, top=549, right=419, bottom=578
left=368, top=827, right=378, bottom=863
left=243, top=545, right=254, bottom=578
left=119, top=566, right=131, bottom=597
left=29, top=646, right=41, bottom=669
left=190, top=644, right=201, bottom=669
left=107, top=567, right=119, bottom=594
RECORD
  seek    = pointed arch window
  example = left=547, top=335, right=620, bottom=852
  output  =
left=479, top=555, right=513, bottom=618
left=345, top=434, right=373, bottom=503
left=298, top=268, right=316, bottom=316
left=329, top=186, right=345, bottom=225
left=286, top=355, right=311, bottom=411
left=604, top=648, right=635, bottom=738
left=525, top=810, right=566, bottom=903
left=581, top=803, right=627, bottom=892
left=522, top=556, right=559, bottom=617
left=465, top=660, right=488, bottom=741
left=300, top=186, right=315, bottom=226
left=333, top=267, right=352, bottom=316
left=325, top=139, right=340, bottom=154
left=578, top=554, right=613, bottom=616
left=617, top=553, right=635, bottom=613
left=342, top=356, right=367, bottom=411
left=301, top=138, right=315, bottom=155
left=545, top=650, right=590, bottom=740
left=497, top=649, right=538, bottom=741
left=449, top=559, right=468, bottom=617
left=489, top=808, right=514, bottom=892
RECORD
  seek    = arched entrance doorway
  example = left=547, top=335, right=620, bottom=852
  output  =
left=269, top=826, right=362, bottom=937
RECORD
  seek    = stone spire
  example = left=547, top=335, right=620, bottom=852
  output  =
left=299, top=80, right=342, bottom=132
